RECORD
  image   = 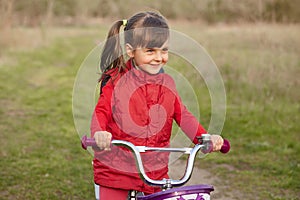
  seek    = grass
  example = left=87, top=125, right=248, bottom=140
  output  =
left=0, top=22, right=299, bottom=199
left=191, top=23, right=300, bottom=199
left=0, top=28, right=98, bottom=199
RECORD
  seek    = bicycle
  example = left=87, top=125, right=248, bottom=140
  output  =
left=81, top=134, right=230, bottom=200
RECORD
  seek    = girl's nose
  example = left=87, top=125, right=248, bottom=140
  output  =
left=154, top=51, right=162, bottom=61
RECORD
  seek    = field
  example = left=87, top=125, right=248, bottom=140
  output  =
left=0, top=21, right=299, bottom=199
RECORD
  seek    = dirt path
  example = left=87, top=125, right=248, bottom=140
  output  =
left=169, top=159, right=241, bottom=200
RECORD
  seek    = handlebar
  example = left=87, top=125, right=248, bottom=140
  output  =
left=81, top=134, right=230, bottom=189
left=81, top=135, right=230, bottom=153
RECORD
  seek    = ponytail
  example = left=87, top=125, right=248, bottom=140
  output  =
left=100, top=20, right=126, bottom=80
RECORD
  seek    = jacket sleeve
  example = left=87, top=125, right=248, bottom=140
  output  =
left=90, top=82, right=113, bottom=137
left=173, top=94, right=207, bottom=144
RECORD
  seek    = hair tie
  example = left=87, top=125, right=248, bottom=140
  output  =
left=122, top=19, right=128, bottom=27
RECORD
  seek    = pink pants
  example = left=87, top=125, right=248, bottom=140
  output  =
left=95, top=184, right=128, bottom=200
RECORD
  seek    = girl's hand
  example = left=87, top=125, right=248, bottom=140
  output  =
left=94, top=131, right=112, bottom=151
left=211, top=135, right=224, bottom=152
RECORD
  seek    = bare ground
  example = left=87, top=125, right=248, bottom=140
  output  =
left=169, top=159, right=244, bottom=200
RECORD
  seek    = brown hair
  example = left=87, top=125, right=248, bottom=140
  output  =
left=100, top=11, right=169, bottom=81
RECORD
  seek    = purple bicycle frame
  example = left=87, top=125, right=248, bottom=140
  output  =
left=137, top=185, right=214, bottom=200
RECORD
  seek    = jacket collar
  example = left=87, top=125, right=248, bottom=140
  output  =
left=126, top=59, right=164, bottom=84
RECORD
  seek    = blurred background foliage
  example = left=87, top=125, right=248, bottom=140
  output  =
left=1, top=0, right=299, bottom=28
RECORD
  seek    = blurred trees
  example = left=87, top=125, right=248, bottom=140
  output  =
left=0, top=0, right=299, bottom=27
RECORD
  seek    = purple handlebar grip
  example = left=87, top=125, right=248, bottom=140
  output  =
left=220, top=139, right=230, bottom=153
left=81, top=135, right=97, bottom=150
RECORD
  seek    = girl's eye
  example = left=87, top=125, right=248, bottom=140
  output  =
left=162, top=48, right=169, bottom=53
left=146, top=49, right=154, bottom=53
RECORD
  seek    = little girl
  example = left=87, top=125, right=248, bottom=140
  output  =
left=90, top=11, right=224, bottom=200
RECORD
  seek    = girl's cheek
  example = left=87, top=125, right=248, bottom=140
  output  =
left=163, top=55, right=168, bottom=63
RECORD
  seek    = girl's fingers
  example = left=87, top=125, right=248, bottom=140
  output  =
left=104, top=133, right=112, bottom=150
left=94, top=131, right=112, bottom=150
left=211, top=135, right=224, bottom=151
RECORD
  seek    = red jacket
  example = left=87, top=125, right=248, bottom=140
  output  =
left=91, top=60, right=206, bottom=194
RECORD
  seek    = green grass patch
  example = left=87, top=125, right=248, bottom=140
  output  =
left=0, top=31, right=99, bottom=199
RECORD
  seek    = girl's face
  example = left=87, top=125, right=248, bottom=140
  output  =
left=126, top=42, right=169, bottom=75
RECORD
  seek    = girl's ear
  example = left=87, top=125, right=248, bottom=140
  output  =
left=125, top=43, right=134, bottom=58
